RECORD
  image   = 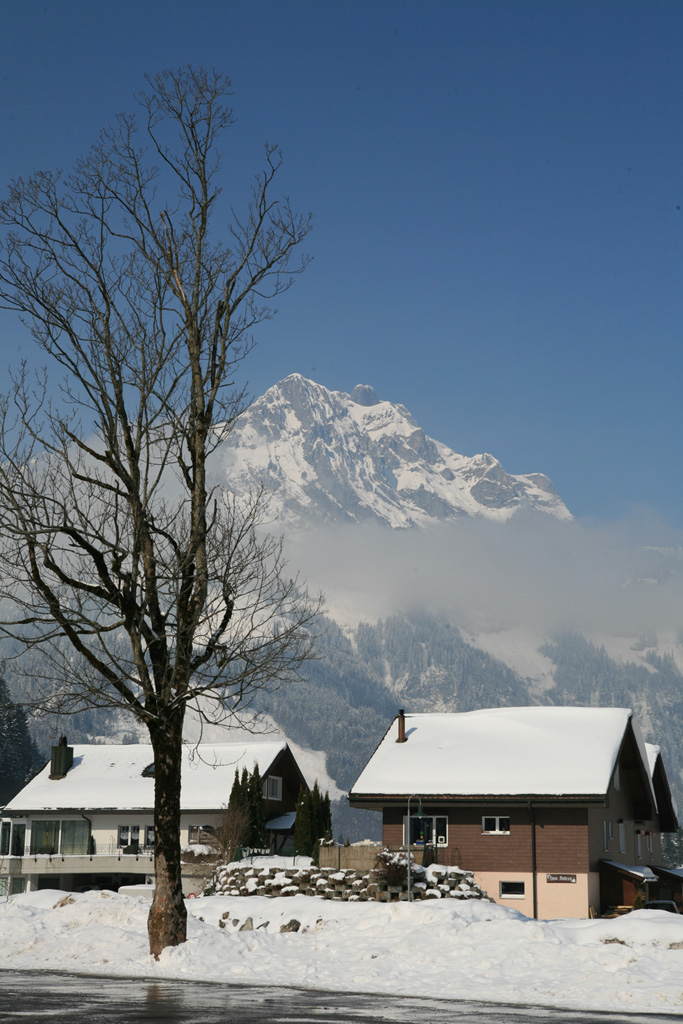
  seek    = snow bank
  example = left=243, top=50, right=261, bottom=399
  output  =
left=2, top=890, right=683, bottom=1014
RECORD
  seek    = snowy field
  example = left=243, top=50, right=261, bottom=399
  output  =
left=2, top=889, right=683, bottom=1015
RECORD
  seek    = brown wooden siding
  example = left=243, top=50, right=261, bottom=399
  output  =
left=535, top=806, right=588, bottom=872
left=445, top=806, right=533, bottom=872
left=383, top=804, right=589, bottom=873
left=587, top=760, right=666, bottom=872
left=382, top=806, right=404, bottom=849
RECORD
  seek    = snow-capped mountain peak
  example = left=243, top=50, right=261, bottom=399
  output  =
left=214, top=374, right=571, bottom=528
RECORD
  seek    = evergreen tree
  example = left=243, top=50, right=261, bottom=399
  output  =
left=310, top=781, right=323, bottom=846
left=0, top=678, right=42, bottom=804
left=662, top=828, right=683, bottom=870
left=294, top=785, right=312, bottom=855
left=322, top=791, right=332, bottom=840
left=307, top=781, right=333, bottom=864
left=227, top=768, right=242, bottom=813
left=240, top=767, right=250, bottom=810
left=225, top=764, right=270, bottom=851
left=293, top=781, right=332, bottom=859
left=248, top=763, right=266, bottom=848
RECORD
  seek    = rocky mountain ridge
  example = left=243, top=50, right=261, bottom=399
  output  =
left=213, top=374, right=571, bottom=528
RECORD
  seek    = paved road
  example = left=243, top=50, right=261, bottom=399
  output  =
left=0, top=971, right=680, bottom=1024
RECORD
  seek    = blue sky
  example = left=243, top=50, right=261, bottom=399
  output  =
left=1, top=1, right=681, bottom=524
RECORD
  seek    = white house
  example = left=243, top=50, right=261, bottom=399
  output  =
left=0, top=738, right=308, bottom=896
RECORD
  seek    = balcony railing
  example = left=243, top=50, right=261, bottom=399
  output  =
left=7, top=842, right=155, bottom=860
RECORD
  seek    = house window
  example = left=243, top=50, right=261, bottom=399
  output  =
left=500, top=880, right=525, bottom=898
left=11, top=823, right=25, bottom=857
left=118, top=825, right=130, bottom=848
left=60, top=820, right=89, bottom=855
left=263, top=776, right=283, bottom=801
left=609, top=821, right=614, bottom=840
left=613, top=764, right=620, bottom=791
left=405, top=816, right=448, bottom=847
left=636, top=831, right=643, bottom=859
left=0, top=821, right=9, bottom=856
left=145, top=825, right=155, bottom=849
left=619, top=821, right=626, bottom=853
left=30, top=820, right=60, bottom=855
left=188, top=825, right=216, bottom=845
left=603, top=820, right=609, bottom=852
left=482, top=816, right=510, bottom=835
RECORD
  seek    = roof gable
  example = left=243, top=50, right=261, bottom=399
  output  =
left=645, top=743, right=678, bottom=831
left=350, top=707, right=644, bottom=800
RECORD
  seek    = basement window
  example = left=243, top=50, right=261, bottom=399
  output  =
left=482, top=816, right=510, bottom=835
left=500, top=880, right=525, bottom=899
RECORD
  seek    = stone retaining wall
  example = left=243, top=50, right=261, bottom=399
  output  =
left=209, top=862, right=489, bottom=902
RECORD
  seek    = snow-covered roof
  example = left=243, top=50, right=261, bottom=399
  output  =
left=651, top=866, right=683, bottom=880
left=645, top=743, right=661, bottom=777
left=265, top=811, right=296, bottom=831
left=5, top=741, right=289, bottom=813
left=350, top=707, right=646, bottom=799
left=601, top=861, right=658, bottom=882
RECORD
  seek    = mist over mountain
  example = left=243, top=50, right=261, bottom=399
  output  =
left=215, top=375, right=683, bottom=831
left=10, top=374, right=683, bottom=842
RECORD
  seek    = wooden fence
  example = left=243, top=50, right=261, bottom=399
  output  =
left=318, top=844, right=382, bottom=872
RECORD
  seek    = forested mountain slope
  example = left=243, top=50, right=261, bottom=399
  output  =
left=7, top=611, right=683, bottom=843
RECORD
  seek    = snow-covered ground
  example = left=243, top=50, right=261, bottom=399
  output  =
left=2, top=887, right=683, bottom=1015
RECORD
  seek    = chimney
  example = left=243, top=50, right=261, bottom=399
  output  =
left=49, top=736, right=74, bottom=779
left=396, top=709, right=407, bottom=743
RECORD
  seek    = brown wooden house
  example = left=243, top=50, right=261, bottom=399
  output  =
left=349, top=707, right=677, bottom=918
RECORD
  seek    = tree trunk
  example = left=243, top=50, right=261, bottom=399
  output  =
left=148, top=718, right=187, bottom=957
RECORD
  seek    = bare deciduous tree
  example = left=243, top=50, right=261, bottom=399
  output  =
left=213, top=802, right=251, bottom=864
left=0, top=66, right=317, bottom=956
